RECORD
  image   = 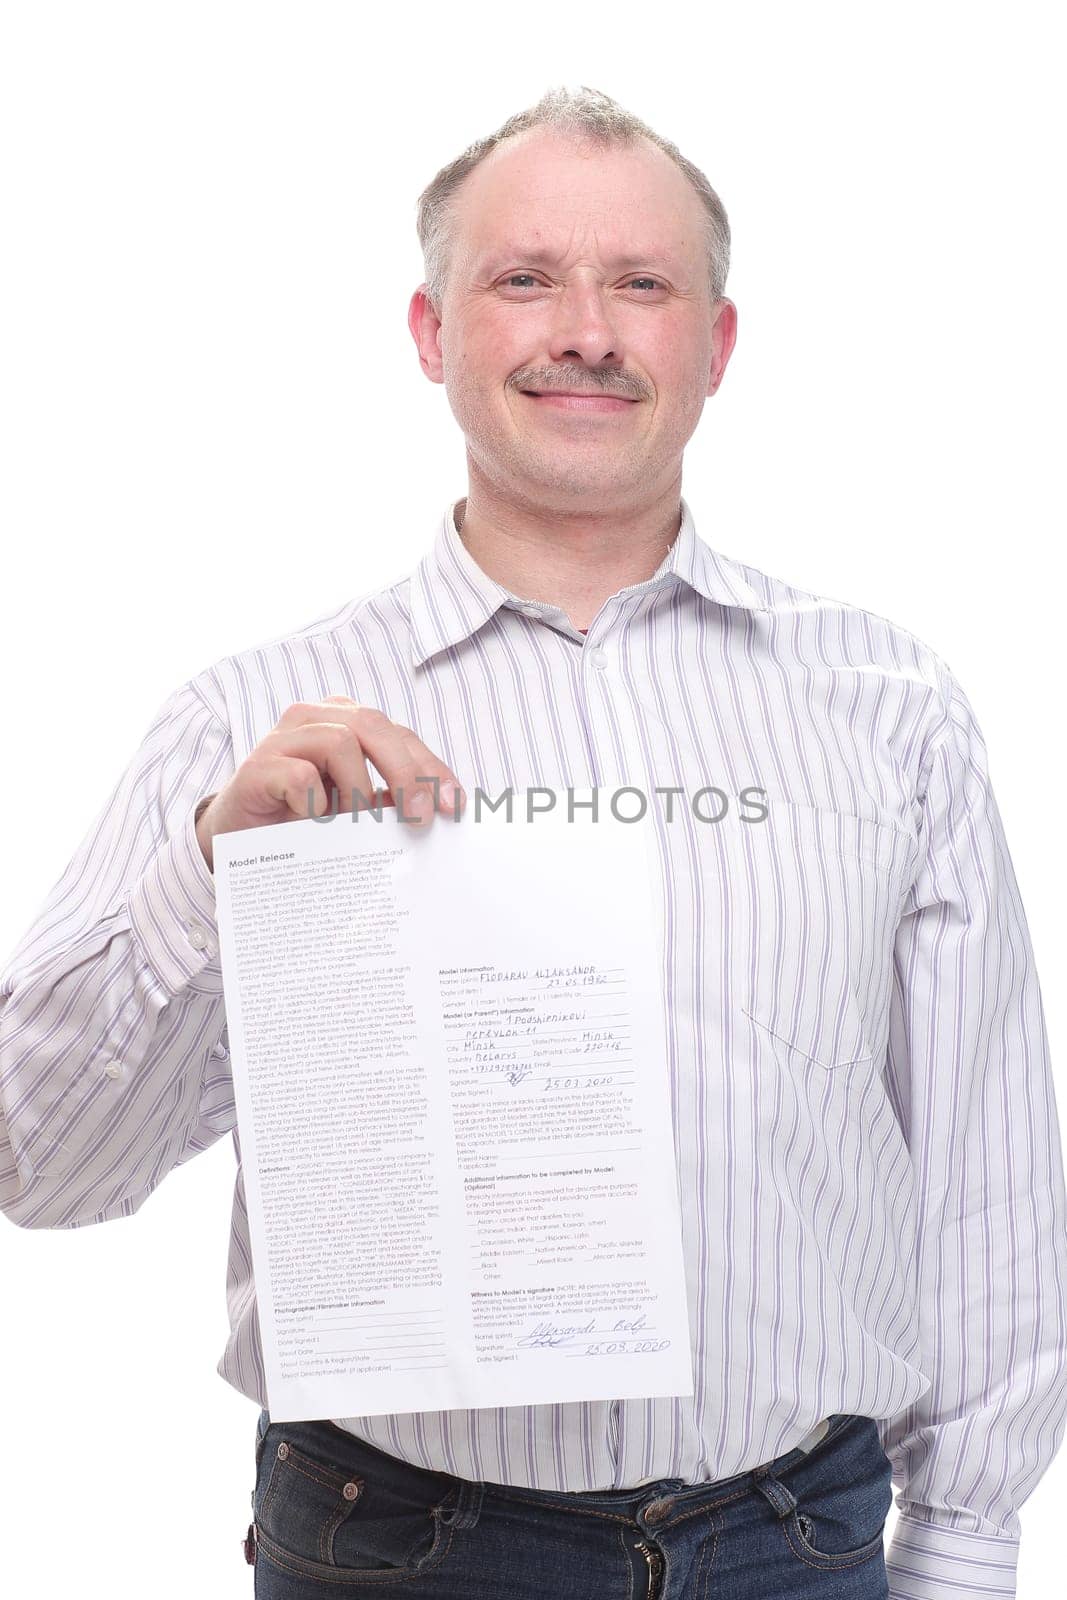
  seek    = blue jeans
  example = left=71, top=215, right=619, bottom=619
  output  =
left=247, top=1408, right=892, bottom=1597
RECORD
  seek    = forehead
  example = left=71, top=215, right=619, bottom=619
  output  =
left=456, top=130, right=703, bottom=268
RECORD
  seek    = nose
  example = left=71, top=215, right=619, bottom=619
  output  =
left=546, top=279, right=624, bottom=371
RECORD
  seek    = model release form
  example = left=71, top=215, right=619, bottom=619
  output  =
left=213, top=789, right=693, bottom=1423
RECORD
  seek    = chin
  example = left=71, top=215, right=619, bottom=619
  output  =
left=524, top=467, right=641, bottom=501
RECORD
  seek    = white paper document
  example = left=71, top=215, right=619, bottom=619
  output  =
left=213, top=790, right=693, bottom=1423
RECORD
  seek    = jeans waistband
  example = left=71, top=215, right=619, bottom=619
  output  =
left=478, top=1413, right=856, bottom=1514
left=258, top=1410, right=858, bottom=1516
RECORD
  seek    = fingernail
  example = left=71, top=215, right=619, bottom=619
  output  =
left=440, top=779, right=456, bottom=808
left=408, top=790, right=432, bottom=822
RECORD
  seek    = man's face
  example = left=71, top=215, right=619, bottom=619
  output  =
left=411, top=127, right=736, bottom=509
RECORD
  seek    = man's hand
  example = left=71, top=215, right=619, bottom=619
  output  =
left=194, top=696, right=464, bottom=871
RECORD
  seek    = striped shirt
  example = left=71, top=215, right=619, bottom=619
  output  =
left=3, top=495, right=1066, bottom=1600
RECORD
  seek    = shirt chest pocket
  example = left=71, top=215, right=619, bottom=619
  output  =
left=736, top=802, right=917, bottom=1074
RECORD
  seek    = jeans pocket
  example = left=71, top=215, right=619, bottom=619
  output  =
left=256, top=1425, right=458, bottom=1583
left=780, top=1415, right=893, bottom=1571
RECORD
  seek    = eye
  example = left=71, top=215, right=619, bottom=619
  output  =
left=496, top=273, right=666, bottom=294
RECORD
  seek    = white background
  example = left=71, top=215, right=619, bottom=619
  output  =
left=1, top=3, right=1064, bottom=1595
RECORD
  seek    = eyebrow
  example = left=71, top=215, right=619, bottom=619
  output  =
left=477, top=247, right=679, bottom=275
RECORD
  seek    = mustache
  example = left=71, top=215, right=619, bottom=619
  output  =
left=511, top=368, right=647, bottom=402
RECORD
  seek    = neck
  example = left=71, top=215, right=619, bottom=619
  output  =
left=454, top=478, right=684, bottom=634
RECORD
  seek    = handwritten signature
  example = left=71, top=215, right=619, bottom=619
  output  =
left=516, top=1314, right=670, bottom=1356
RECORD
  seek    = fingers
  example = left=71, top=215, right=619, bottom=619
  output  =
left=258, top=755, right=330, bottom=821
left=273, top=700, right=464, bottom=822
left=263, top=723, right=377, bottom=817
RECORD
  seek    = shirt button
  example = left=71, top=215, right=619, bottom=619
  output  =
left=589, top=645, right=608, bottom=668
left=104, top=1060, right=122, bottom=1079
left=187, top=925, right=208, bottom=949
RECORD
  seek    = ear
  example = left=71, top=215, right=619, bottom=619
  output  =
left=408, top=285, right=445, bottom=384
left=706, top=297, right=738, bottom=397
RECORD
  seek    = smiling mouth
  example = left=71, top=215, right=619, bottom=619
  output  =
left=520, top=390, right=638, bottom=411
left=522, top=389, right=636, bottom=399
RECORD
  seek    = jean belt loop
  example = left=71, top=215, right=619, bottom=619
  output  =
left=441, top=1477, right=484, bottom=1530
left=751, top=1470, right=799, bottom=1519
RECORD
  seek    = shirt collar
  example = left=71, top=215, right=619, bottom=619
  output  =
left=409, top=495, right=766, bottom=669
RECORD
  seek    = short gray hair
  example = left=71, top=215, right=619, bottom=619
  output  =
left=415, top=84, right=731, bottom=315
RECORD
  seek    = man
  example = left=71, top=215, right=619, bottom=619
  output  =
left=2, top=84, right=1065, bottom=1599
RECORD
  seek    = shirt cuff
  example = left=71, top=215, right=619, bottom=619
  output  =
left=125, top=796, right=224, bottom=998
left=886, top=1510, right=1020, bottom=1599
